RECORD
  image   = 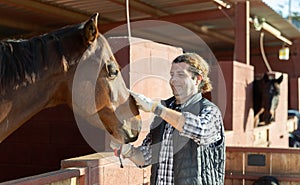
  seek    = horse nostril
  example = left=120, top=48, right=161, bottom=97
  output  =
left=125, top=135, right=139, bottom=144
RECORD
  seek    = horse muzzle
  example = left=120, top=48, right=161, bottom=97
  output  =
left=119, top=116, right=142, bottom=144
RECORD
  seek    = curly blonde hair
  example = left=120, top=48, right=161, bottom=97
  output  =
left=172, top=53, right=212, bottom=93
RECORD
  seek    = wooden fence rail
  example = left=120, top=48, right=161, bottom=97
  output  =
left=0, top=152, right=150, bottom=185
left=225, top=146, right=300, bottom=185
left=0, top=167, right=87, bottom=185
left=3, top=148, right=300, bottom=185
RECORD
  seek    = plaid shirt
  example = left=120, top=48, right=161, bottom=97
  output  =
left=138, top=99, right=223, bottom=185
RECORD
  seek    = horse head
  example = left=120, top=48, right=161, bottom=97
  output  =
left=0, top=13, right=141, bottom=144
left=253, top=73, right=283, bottom=126
left=66, top=13, right=142, bottom=144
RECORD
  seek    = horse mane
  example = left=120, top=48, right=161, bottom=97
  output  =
left=0, top=24, right=84, bottom=93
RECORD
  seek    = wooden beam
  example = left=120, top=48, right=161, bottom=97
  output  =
left=1, top=0, right=106, bottom=38
left=4, top=0, right=89, bottom=22
left=100, top=10, right=232, bottom=32
left=155, top=9, right=234, bottom=24
left=110, top=0, right=167, bottom=17
left=105, top=0, right=234, bottom=44
left=184, top=23, right=235, bottom=44
left=0, top=17, right=48, bottom=32
left=100, top=18, right=234, bottom=44
left=234, top=1, right=250, bottom=64
left=109, top=0, right=233, bottom=23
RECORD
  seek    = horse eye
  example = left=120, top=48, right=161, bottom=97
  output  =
left=106, top=62, right=119, bottom=79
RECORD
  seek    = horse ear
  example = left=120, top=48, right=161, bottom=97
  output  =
left=263, top=73, right=269, bottom=82
left=276, top=74, right=284, bottom=84
left=84, top=13, right=99, bottom=44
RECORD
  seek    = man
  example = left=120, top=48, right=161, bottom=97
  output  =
left=111, top=53, right=225, bottom=185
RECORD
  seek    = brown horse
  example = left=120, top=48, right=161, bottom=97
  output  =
left=0, top=13, right=141, bottom=144
left=253, top=73, right=283, bottom=126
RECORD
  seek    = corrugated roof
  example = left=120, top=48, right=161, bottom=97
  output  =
left=0, top=0, right=299, bottom=51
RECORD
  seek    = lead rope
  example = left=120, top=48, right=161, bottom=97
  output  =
left=118, top=145, right=124, bottom=168
left=126, top=0, right=132, bottom=39
left=116, top=0, right=130, bottom=169
left=117, top=0, right=130, bottom=169
left=113, top=145, right=124, bottom=168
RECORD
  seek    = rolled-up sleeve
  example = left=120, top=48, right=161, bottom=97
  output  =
left=179, top=106, right=223, bottom=145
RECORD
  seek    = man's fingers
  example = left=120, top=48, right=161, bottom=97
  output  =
left=128, top=90, right=139, bottom=97
left=114, top=148, right=120, bottom=157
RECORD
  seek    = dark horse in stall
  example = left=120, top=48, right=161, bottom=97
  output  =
left=0, top=13, right=141, bottom=144
left=253, top=73, right=283, bottom=126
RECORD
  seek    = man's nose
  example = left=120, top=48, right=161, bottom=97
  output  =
left=170, top=76, right=176, bottom=84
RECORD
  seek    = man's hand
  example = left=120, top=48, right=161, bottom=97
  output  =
left=110, top=140, right=132, bottom=158
left=129, top=90, right=158, bottom=112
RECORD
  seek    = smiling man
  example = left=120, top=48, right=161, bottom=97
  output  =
left=111, top=53, right=226, bottom=185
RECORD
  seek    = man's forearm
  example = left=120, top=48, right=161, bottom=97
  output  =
left=156, top=105, right=185, bottom=132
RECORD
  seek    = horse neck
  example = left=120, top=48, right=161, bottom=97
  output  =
left=0, top=64, right=75, bottom=142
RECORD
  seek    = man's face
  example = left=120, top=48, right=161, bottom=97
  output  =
left=169, top=62, right=199, bottom=103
